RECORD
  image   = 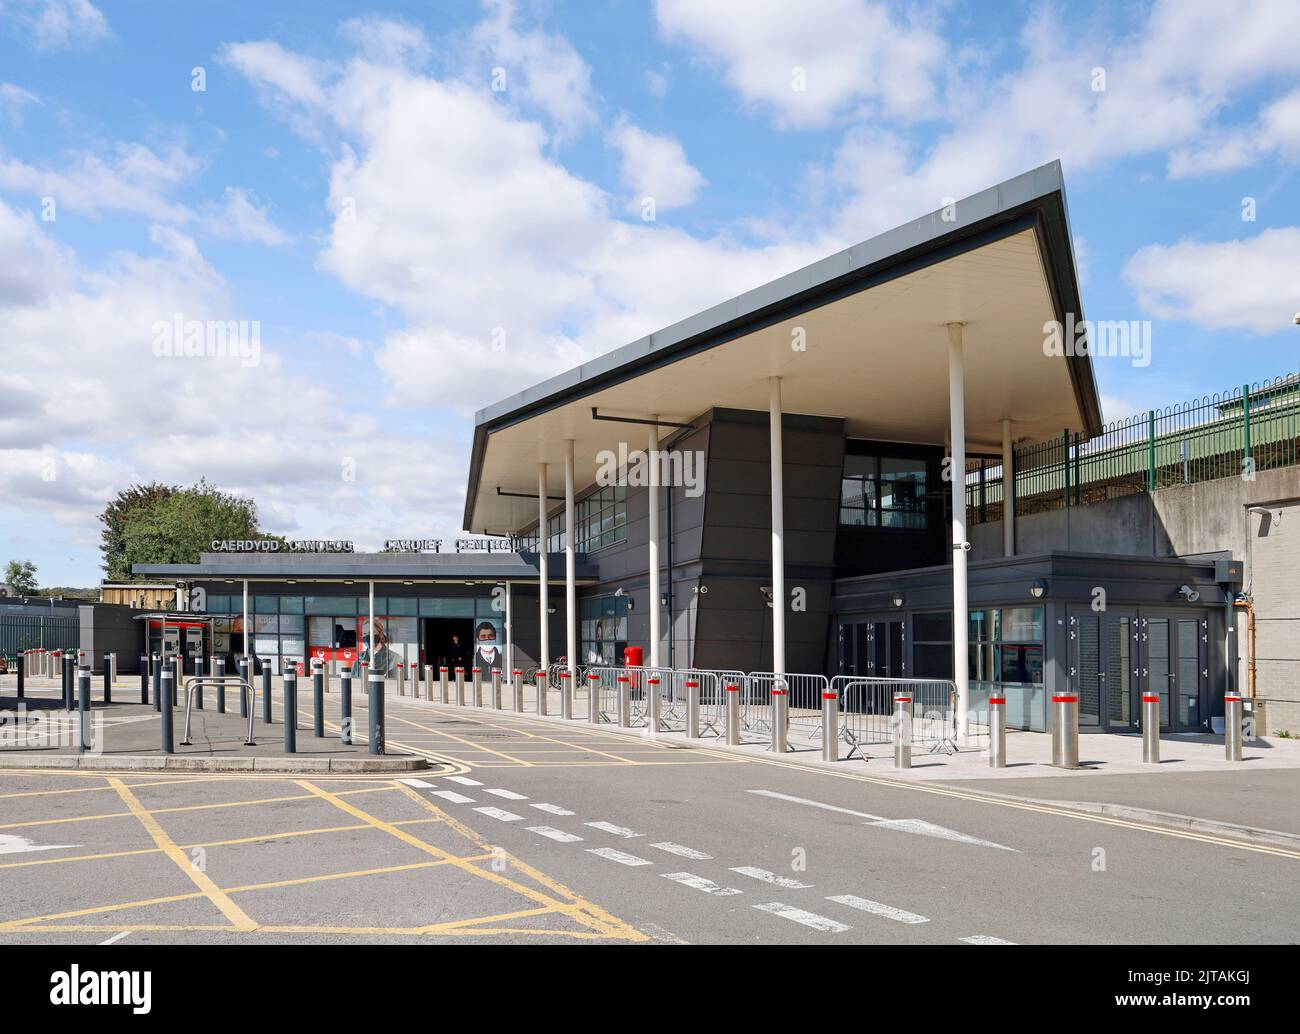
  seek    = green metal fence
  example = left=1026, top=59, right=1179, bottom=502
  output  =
left=0, top=614, right=81, bottom=656
left=968, top=371, right=1300, bottom=523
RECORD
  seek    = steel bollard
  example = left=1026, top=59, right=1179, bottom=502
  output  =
left=396, top=662, right=405, bottom=697
left=647, top=676, right=661, bottom=732
left=101, top=653, right=111, bottom=705
left=425, top=665, right=434, bottom=702
left=283, top=670, right=297, bottom=753
left=238, top=657, right=250, bottom=717
left=439, top=666, right=449, bottom=704
left=322, top=661, right=331, bottom=697
left=893, top=694, right=912, bottom=769
left=822, top=690, right=839, bottom=762
left=1051, top=693, right=1079, bottom=769
left=78, top=666, right=91, bottom=754
left=340, top=669, right=353, bottom=745
left=215, top=657, right=227, bottom=713
left=151, top=654, right=161, bottom=711
left=589, top=672, right=602, bottom=724
left=536, top=671, right=548, bottom=716
left=194, top=654, right=204, bottom=709
left=15, top=651, right=23, bottom=701
left=618, top=675, right=631, bottom=727
left=492, top=668, right=503, bottom=709
left=726, top=682, right=740, bottom=744
left=988, top=694, right=1006, bottom=768
left=1141, top=693, right=1160, bottom=764
left=63, top=651, right=74, bottom=711
left=410, top=663, right=419, bottom=698
left=140, top=654, right=148, bottom=705
left=560, top=670, right=572, bottom=719
left=513, top=670, right=524, bottom=711
left=160, top=667, right=174, bottom=755
left=685, top=679, right=700, bottom=738
left=312, top=663, right=324, bottom=737
left=262, top=664, right=272, bottom=724
left=110, top=651, right=117, bottom=685
left=171, top=656, right=180, bottom=705
left=368, top=670, right=385, bottom=755
left=472, top=667, right=483, bottom=707
left=454, top=667, right=465, bottom=706
left=770, top=682, right=789, bottom=753
left=1225, top=694, right=1244, bottom=762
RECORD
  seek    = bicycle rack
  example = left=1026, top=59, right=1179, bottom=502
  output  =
left=181, top=675, right=257, bottom=747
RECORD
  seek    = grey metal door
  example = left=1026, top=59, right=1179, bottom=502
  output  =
left=1140, top=614, right=1207, bottom=732
left=1069, top=609, right=1138, bottom=731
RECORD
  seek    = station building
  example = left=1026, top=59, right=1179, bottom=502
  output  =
left=133, top=163, right=1279, bottom=734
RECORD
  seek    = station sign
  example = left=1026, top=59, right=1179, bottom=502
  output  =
left=210, top=540, right=354, bottom=553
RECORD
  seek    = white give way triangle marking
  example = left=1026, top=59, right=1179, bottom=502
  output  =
left=748, top=790, right=1017, bottom=852
left=0, top=834, right=80, bottom=856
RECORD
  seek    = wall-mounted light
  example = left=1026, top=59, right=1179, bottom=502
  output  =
left=660, top=594, right=669, bottom=608
left=693, top=584, right=708, bottom=595
left=891, top=591, right=905, bottom=609
left=547, top=606, right=557, bottom=615
left=402, top=580, right=413, bottom=586
left=1029, top=579, right=1048, bottom=599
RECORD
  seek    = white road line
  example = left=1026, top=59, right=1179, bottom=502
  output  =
left=430, top=790, right=475, bottom=804
left=960, top=935, right=1017, bottom=944
left=473, top=806, right=524, bottom=822
left=98, top=932, right=131, bottom=946
left=398, top=778, right=436, bottom=788
left=526, top=826, right=583, bottom=843
left=586, top=821, right=642, bottom=838
left=827, top=894, right=929, bottom=924
left=446, top=776, right=483, bottom=786
left=753, top=902, right=849, bottom=933
left=651, top=842, right=712, bottom=860
left=586, top=847, right=652, bottom=867
left=730, top=866, right=812, bottom=889
left=530, top=803, right=575, bottom=816
left=747, top=789, right=1016, bottom=852
left=662, top=872, right=742, bottom=896
left=484, top=788, right=528, bottom=800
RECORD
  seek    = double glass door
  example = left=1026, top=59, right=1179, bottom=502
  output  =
left=1069, top=610, right=1206, bottom=732
left=839, top=619, right=906, bottom=678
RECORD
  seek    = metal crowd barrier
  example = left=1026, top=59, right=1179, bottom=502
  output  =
left=830, top=675, right=959, bottom=757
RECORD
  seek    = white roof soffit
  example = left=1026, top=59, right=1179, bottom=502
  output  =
left=466, top=161, right=1100, bottom=534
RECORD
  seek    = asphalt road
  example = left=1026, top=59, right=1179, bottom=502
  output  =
left=1, top=693, right=1297, bottom=944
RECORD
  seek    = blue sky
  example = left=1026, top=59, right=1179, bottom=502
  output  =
left=1, top=0, right=1298, bottom=586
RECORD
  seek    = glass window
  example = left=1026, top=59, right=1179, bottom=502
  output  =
left=999, top=606, right=1044, bottom=642
left=254, top=595, right=278, bottom=613
left=839, top=453, right=927, bottom=529
left=279, top=596, right=304, bottom=614
left=386, top=597, right=418, bottom=616
left=305, top=596, right=340, bottom=615
left=254, top=614, right=278, bottom=633
left=207, top=595, right=229, bottom=614
left=421, top=598, right=474, bottom=617
left=278, top=615, right=304, bottom=635
left=998, top=644, right=1044, bottom=684
left=913, top=611, right=951, bottom=642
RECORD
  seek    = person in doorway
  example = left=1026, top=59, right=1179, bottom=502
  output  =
left=472, top=621, right=502, bottom=673
left=447, top=633, right=466, bottom=669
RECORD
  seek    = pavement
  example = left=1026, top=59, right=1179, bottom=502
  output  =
left=1, top=679, right=1297, bottom=944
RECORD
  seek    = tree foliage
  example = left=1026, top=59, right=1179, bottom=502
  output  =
left=101, top=480, right=268, bottom=576
left=4, top=559, right=38, bottom=596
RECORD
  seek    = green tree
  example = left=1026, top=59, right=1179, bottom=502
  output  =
left=4, top=559, right=38, bottom=596
left=117, top=480, right=268, bottom=571
left=99, top=482, right=178, bottom=580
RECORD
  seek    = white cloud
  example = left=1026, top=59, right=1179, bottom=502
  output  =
left=608, top=118, right=705, bottom=211
left=654, top=0, right=945, bottom=128
left=0, top=82, right=39, bottom=124
left=0, top=196, right=469, bottom=546
left=1168, top=87, right=1300, bottom=177
left=201, top=187, right=289, bottom=245
left=1123, top=228, right=1300, bottom=335
left=0, top=141, right=199, bottom=221
left=472, top=0, right=596, bottom=142
left=3, top=0, right=107, bottom=50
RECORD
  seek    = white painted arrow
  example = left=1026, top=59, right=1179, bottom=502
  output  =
left=747, top=790, right=1017, bottom=852
left=0, top=834, right=80, bottom=856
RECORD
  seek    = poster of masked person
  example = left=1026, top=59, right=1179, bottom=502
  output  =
left=357, top=615, right=392, bottom=677
left=472, top=619, right=504, bottom=674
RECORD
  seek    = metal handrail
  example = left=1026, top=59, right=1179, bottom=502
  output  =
left=181, top=675, right=257, bottom=747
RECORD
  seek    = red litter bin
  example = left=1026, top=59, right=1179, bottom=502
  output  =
left=623, top=646, right=644, bottom=668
